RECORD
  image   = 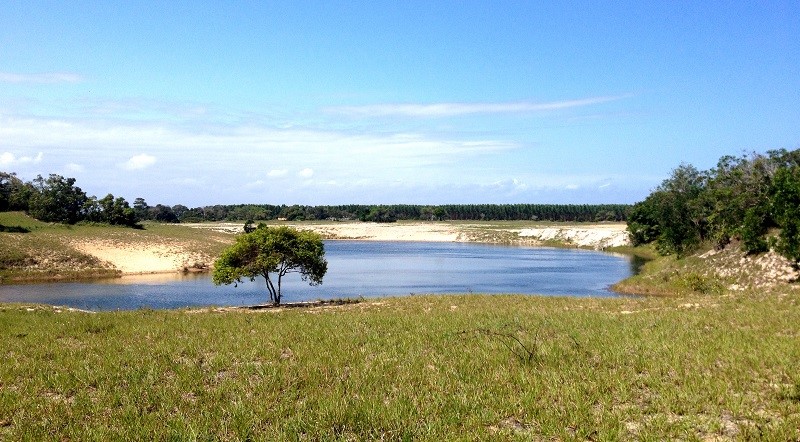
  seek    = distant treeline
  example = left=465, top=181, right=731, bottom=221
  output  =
left=0, top=171, right=629, bottom=225
left=135, top=203, right=629, bottom=223
left=628, top=148, right=800, bottom=264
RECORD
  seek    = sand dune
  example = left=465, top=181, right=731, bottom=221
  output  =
left=71, top=240, right=209, bottom=275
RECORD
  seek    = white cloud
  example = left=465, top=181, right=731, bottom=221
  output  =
left=0, top=115, right=514, bottom=170
left=122, top=154, right=156, bottom=170
left=329, top=95, right=631, bottom=118
left=298, top=168, right=314, bottom=178
left=267, top=169, right=288, bottom=178
left=0, top=151, right=43, bottom=166
left=0, top=152, right=13, bottom=166
left=0, top=72, right=83, bottom=84
left=565, top=184, right=580, bottom=190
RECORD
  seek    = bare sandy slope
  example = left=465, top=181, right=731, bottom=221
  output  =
left=516, top=224, right=631, bottom=248
left=73, top=222, right=631, bottom=275
left=190, top=221, right=630, bottom=247
left=71, top=240, right=211, bottom=275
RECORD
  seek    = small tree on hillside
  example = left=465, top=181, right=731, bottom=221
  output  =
left=212, top=226, right=327, bottom=305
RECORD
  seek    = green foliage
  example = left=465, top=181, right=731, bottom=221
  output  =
left=1, top=172, right=139, bottom=228
left=213, top=226, right=328, bottom=305
left=631, top=165, right=707, bottom=256
left=677, top=272, right=723, bottom=294
left=85, top=194, right=138, bottom=227
left=628, top=149, right=800, bottom=261
left=360, top=206, right=397, bottom=223
left=27, top=174, right=88, bottom=224
left=627, top=198, right=661, bottom=246
left=740, top=204, right=770, bottom=254
left=0, top=172, right=29, bottom=212
left=147, top=204, right=179, bottom=223
left=132, top=197, right=149, bottom=220
left=771, top=166, right=800, bottom=264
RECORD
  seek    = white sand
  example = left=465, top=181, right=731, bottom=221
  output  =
left=189, top=222, right=631, bottom=248
left=185, top=221, right=465, bottom=241
left=72, top=240, right=208, bottom=275
left=516, top=224, right=630, bottom=249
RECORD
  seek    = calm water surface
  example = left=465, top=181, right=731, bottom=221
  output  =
left=0, top=241, right=637, bottom=310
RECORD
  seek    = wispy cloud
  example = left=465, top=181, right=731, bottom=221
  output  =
left=0, top=115, right=515, bottom=171
left=328, top=95, right=631, bottom=118
left=0, top=72, right=84, bottom=84
left=0, top=98, right=642, bottom=205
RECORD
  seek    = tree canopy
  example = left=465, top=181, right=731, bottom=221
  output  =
left=212, top=226, right=328, bottom=305
left=627, top=149, right=800, bottom=264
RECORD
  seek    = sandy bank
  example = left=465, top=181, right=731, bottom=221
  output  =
left=73, top=222, right=631, bottom=275
left=516, top=224, right=631, bottom=249
left=189, top=221, right=631, bottom=248
left=71, top=240, right=210, bottom=275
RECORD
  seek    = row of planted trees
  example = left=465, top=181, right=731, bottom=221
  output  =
left=627, top=148, right=800, bottom=264
left=133, top=203, right=630, bottom=224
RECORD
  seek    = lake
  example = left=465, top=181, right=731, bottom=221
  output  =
left=0, top=241, right=640, bottom=311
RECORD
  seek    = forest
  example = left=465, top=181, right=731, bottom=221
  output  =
left=627, top=148, right=800, bottom=264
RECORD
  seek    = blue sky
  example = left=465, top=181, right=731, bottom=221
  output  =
left=1, top=1, right=798, bottom=207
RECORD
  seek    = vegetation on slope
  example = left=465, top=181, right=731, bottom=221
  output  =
left=0, top=212, right=232, bottom=282
left=627, top=148, right=800, bottom=264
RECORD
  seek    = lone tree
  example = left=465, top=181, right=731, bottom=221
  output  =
left=212, top=226, right=327, bottom=305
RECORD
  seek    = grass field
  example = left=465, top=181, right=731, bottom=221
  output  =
left=1, top=291, right=799, bottom=440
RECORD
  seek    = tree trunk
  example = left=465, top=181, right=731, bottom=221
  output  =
left=265, top=273, right=277, bottom=304
left=275, top=273, right=282, bottom=305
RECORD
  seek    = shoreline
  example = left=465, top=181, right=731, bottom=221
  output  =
left=84, top=221, right=632, bottom=275
left=8, top=221, right=631, bottom=281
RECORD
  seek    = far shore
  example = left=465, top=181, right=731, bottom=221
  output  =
left=70, top=221, right=631, bottom=276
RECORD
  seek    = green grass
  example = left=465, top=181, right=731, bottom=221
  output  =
left=1, top=292, right=799, bottom=440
